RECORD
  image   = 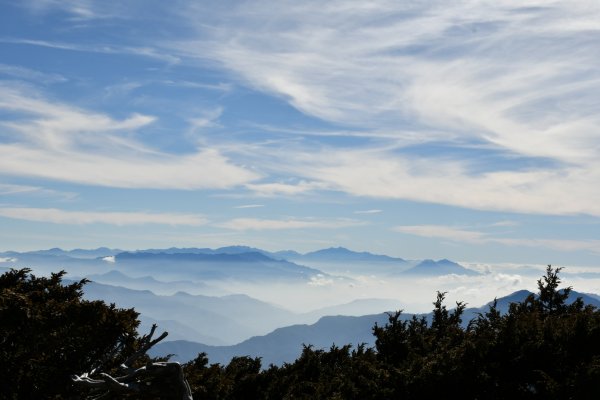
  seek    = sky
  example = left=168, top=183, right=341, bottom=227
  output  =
left=0, top=0, right=599, bottom=266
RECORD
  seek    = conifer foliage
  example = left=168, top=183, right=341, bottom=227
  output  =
left=0, top=268, right=140, bottom=398
left=2, top=266, right=600, bottom=398
left=182, top=266, right=600, bottom=399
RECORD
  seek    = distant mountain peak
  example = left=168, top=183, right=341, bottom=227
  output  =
left=403, top=258, right=480, bottom=276
left=215, top=245, right=265, bottom=253
left=300, top=247, right=405, bottom=263
left=311, top=247, right=353, bottom=254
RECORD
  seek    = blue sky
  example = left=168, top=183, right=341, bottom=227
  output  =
left=0, top=0, right=599, bottom=266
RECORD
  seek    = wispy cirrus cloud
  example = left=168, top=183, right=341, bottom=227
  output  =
left=247, top=146, right=600, bottom=216
left=0, top=83, right=259, bottom=189
left=234, top=204, right=264, bottom=209
left=217, top=217, right=365, bottom=231
left=0, top=183, right=77, bottom=200
left=394, top=225, right=487, bottom=244
left=171, top=1, right=600, bottom=217
left=0, top=38, right=180, bottom=64
left=354, top=209, right=382, bottom=215
left=19, top=0, right=99, bottom=19
left=178, top=1, right=600, bottom=160
left=0, top=64, right=67, bottom=84
left=0, top=207, right=208, bottom=226
left=187, top=107, right=224, bottom=139
left=394, top=224, right=600, bottom=254
left=490, top=220, right=520, bottom=227
left=17, top=0, right=151, bottom=21
left=245, top=180, right=330, bottom=197
left=496, top=238, right=600, bottom=254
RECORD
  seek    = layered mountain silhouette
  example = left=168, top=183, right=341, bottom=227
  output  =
left=150, top=313, right=394, bottom=367
left=1, top=246, right=483, bottom=280
left=290, top=247, right=405, bottom=263
left=4, top=245, right=600, bottom=369
left=151, top=289, right=600, bottom=366
left=272, top=246, right=411, bottom=275
left=82, top=281, right=299, bottom=344
left=84, top=270, right=224, bottom=296
left=112, top=251, right=324, bottom=281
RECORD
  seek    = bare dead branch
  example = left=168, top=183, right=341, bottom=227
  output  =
left=71, top=326, right=192, bottom=399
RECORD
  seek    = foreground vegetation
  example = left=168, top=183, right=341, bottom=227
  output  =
left=1, top=266, right=599, bottom=398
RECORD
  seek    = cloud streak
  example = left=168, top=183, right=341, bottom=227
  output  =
left=394, top=224, right=600, bottom=254
left=0, top=183, right=77, bottom=200
left=245, top=180, right=330, bottom=197
left=394, top=225, right=487, bottom=244
left=0, top=83, right=259, bottom=189
left=0, top=207, right=208, bottom=226
left=244, top=146, right=600, bottom=216
left=172, top=1, right=600, bottom=216
left=234, top=204, right=264, bottom=209
left=0, top=63, right=67, bottom=84
left=218, top=217, right=365, bottom=231
left=0, top=38, right=180, bottom=64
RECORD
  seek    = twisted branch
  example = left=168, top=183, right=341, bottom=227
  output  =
left=71, top=325, right=193, bottom=399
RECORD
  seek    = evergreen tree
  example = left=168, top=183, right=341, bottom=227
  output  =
left=0, top=268, right=141, bottom=398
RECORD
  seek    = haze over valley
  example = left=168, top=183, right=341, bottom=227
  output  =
left=3, top=245, right=600, bottom=364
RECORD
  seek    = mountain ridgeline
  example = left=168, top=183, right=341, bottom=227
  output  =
left=0, top=245, right=490, bottom=347
left=150, top=288, right=600, bottom=365
left=1, top=245, right=482, bottom=280
left=112, top=250, right=323, bottom=281
left=4, top=266, right=600, bottom=398
left=179, top=266, right=600, bottom=398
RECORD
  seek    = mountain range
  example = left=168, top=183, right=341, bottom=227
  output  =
left=0, top=246, right=483, bottom=280
left=79, top=278, right=407, bottom=344
left=150, top=289, right=600, bottom=366
left=81, top=281, right=298, bottom=344
left=3, top=245, right=599, bottom=368
left=112, top=251, right=324, bottom=282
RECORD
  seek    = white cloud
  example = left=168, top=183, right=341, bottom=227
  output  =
left=308, top=274, right=334, bottom=287
left=0, top=38, right=180, bottom=64
left=188, top=107, right=223, bottom=130
left=0, top=63, right=67, bottom=84
left=0, top=83, right=259, bottom=189
left=217, top=217, right=365, bottom=231
left=245, top=180, right=330, bottom=196
left=394, top=225, right=487, bottom=244
left=354, top=209, right=382, bottom=215
left=172, top=1, right=600, bottom=216
left=260, top=147, right=600, bottom=216
left=0, top=207, right=208, bottom=226
left=490, top=220, right=520, bottom=227
left=5, top=1, right=600, bottom=224
left=0, top=183, right=77, bottom=200
left=394, top=224, right=600, bottom=254
left=159, top=80, right=233, bottom=92
left=19, top=0, right=156, bottom=22
left=234, top=204, right=264, bottom=209
left=186, top=107, right=224, bottom=141
left=22, top=0, right=98, bottom=19
left=495, top=238, right=600, bottom=254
